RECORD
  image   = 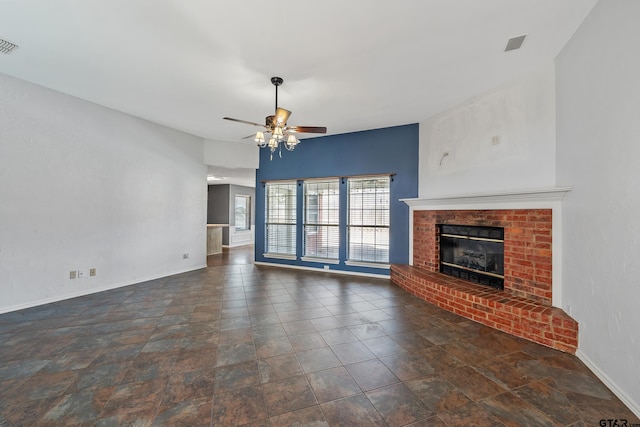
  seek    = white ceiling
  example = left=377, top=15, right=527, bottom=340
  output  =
left=0, top=1, right=597, bottom=186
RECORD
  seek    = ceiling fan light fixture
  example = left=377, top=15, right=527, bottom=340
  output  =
left=268, top=137, right=278, bottom=149
left=273, top=126, right=284, bottom=140
left=255, top=131, right=265, bottom=144
left=285, top=134, right=298, bottom=150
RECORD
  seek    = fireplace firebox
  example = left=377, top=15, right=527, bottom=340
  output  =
left=439, top=224, right=504, bottom=290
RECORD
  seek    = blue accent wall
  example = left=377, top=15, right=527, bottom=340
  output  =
left=255, top=124, right=419, bottom=275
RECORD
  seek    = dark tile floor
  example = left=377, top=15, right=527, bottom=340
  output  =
left=0, top=246, right=637, bottom=426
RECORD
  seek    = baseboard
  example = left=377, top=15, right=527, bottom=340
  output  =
left=0, top=264, right=207, bottom=315
left=222, top=243, right=254, bottom=248
left=254, top=261, right=390, bottom=279
left=576, top=349, right=640, bottom=418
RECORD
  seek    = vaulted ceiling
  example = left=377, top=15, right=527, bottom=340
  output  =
left=1, top=1, right=596, bottom=151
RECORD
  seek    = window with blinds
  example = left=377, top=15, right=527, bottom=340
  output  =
left=347, top=176, right=390, bottom=263
left=234, top=194, right=251, bottom=231
left=303, top=180, right=340, bottom=260
left=265, top=182, right=297, bottom=256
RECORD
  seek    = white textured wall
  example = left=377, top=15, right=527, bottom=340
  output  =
left=0, top=73, right=207, bottom=313
left=419, top=65, right=556, bottom=197
left=203, top=139, right=259, bottom=169
left=556, top=0, right=640, bottom=414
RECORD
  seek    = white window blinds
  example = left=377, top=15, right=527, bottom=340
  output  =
left=304, top=180, right=340, bottom=259
left=265, top=182, right=297, bottom=256
left=347, top=176, right=390, bottom=263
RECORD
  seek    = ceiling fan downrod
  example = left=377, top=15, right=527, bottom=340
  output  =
left=271, top=76, right=283, bottom=111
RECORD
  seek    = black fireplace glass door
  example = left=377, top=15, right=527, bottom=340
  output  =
left=440, top=238, right=504, bottom=276
left=438, top=224, right=505, bottom=290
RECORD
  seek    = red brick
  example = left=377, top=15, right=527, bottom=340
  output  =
left=390, top=264, right=578, bottom=354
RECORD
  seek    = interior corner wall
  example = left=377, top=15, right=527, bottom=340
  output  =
left=207, top=184, right=230, bottom=227
left=0, top=73, right=207, bottom=314
left=254, top=124, right=419, bottom=275
left=556, top=0, right=640, bottom=415
left=418, top=64, right=557, bottom=198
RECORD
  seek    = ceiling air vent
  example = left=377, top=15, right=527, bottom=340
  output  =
left=0, top=38, right=19, bottom=54
left=504, top=34, right=526, bottom=52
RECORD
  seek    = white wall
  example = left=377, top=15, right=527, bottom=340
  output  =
left=419, top=65, right=556, bottom=197
left=556, top=0, right=640, bottom=414
left=0, top=73, right=207, bottom=313
left=203, top=139, right=259, bottom=169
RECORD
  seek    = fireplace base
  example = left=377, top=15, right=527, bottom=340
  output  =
left=391, top=264, right=578, bottom=353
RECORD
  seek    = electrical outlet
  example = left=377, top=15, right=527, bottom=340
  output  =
left=69, top=271, right=77, bottom=279
left=77, top=270, right=85, bottom=279
left=491, top=135, right=501, bottom=145
left=183, top=253, right=189, bottom=259
left=89, top=268, right=96, bottom=277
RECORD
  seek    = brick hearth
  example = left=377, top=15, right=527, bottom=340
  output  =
left=391, top=208, right=578, bottom=353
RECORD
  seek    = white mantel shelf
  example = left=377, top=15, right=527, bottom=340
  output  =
left=400, top=187, right=572, bottom=210
left=400, top=186, right=572, bottom=308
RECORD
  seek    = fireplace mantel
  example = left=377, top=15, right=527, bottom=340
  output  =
left=401, top=187, right=571, bottom=308
left=400, top=187, right=572, bottom=210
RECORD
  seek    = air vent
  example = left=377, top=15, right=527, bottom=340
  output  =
left=0, top=38, right=19, bottom=54
left=504, top=34, right=526, bottom=52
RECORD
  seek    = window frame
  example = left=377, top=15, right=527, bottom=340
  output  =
left=264, top=181, right=297, bottom=259
left=234, top=194, right=251, bottom=231
left=302, top=179, right=340, bottom=263
left=346, top=176, right=391, bottom=267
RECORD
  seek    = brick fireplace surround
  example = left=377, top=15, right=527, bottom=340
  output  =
left=391, top=189, right=579, bottom=354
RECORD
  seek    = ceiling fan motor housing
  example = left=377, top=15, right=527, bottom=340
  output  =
left=265, top=115, right=276, bottom=130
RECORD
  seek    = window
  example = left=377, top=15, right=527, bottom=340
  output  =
left=265, top=182, right=297, bottom=257
left=234, top=195, right=251, bottom=231
left=303, top=180, right=339, bottom=260
left=347, top=176, right=390, bottom=264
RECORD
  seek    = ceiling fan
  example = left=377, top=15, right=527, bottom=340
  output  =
left=223, top=77, right=327, bottom=159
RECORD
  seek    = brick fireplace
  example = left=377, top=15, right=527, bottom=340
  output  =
left=391, top=188, right=579, bottom=353
left=415, top=209, right=552, bottom=304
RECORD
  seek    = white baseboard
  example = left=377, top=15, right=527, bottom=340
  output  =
left=576, top=349, right=640, bottom=418
left=0, top=264, right=207, bottom=315
left=223, top=242, right=254, bottom=248
left=254, top=261, right=390, bottom=279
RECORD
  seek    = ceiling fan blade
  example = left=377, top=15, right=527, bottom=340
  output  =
left=273, top=108, right=291, bottom=126
left=286, top=126, right=327, bottom=134
left=241, top=134, right=258, bottom=140
left=223, top=117, right=265, bottom=127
